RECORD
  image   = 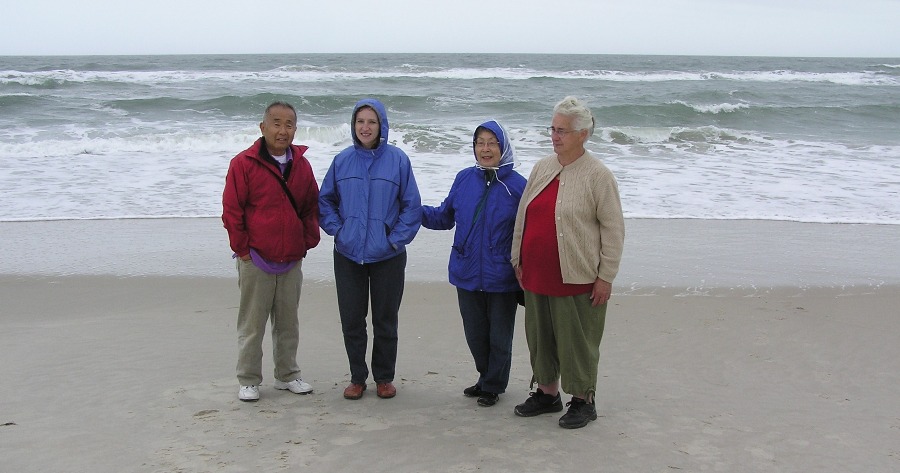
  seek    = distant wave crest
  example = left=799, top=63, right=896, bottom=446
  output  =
left=671, top=100, right=751, bottom=114
left=3, top=67, right=897, bottom=87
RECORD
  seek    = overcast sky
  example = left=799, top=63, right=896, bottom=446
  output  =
left=2, top=0, right=899, bottom=57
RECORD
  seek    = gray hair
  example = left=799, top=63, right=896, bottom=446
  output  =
left=553, top=96, right=595, bottom=137
left=264, top=101, right=297, bottom=121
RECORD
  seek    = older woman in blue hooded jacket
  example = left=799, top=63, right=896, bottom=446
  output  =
left=421, top=120, right=526, bottom=407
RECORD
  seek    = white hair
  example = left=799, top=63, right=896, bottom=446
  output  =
left=553, top=96, right=595, bottom=137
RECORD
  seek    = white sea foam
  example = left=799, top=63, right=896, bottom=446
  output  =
left=3, top=67, right=897, bottom=86
left=2, top=122, right=897, bottom=224
left=2, top=54, right=898, bottom=225
left=673, top=101, right=751, bottom=114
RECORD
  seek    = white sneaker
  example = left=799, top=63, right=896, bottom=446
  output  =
left=274, top=378, right=313, bottom=394
left=238, top=385, right=259, bottom=402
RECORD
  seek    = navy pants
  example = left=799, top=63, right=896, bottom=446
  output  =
left=456, top=288, right=518, bottom=394
left=334, top=250, right=406, bottom=384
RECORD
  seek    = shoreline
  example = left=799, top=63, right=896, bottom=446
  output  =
left=2, top=274, right=896, bottom=298
left=2, top=217, right=899, bottom=292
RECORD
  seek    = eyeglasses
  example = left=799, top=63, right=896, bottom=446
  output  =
left=547, top=127, right=576, bottom=136
left=473, top=140, right=500, bottom=148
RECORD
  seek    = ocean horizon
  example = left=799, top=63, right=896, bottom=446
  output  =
left=1, top=53, right=898, bottom=224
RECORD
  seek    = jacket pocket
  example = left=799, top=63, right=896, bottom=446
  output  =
left=365, top=219, right=394, bottom=259
left=335, top=216, right=364, bottom=258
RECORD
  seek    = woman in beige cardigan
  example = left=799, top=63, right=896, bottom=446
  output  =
left=510, top=96, right=625, bottom=429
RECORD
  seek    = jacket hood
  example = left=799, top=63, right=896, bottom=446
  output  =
left=352, top=98, right=390, bottom=156
left=473, top=119, right=515, bottom=169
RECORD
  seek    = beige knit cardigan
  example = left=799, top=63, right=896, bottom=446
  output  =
left=510, top=151, right=625, bottom=284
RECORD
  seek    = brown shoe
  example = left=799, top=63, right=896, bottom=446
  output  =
left=343, top=383, right=366, bottom=400
left=376, top=382, right=396, bottom=399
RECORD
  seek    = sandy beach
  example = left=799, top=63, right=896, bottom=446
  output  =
left=2, top=218, right=899, bottom=472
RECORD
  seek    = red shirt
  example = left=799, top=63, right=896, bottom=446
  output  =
left=520, top=178, right=593, bottom=297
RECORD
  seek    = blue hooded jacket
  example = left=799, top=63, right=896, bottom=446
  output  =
left=319, top=99, right=422, bottom=264
left=422, top=120, right=526, bottom=292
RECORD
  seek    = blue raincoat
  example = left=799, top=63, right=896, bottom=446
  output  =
left=422, top=120, right=526, bottom=292
left=319, top=99, right=422, bottom=264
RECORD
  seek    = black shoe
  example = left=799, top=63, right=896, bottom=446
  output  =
left=514, top=389, right=563, bottom=417
left=477, top=392, right=498, bottom=407
left=558, top=397, right=597, bottom=429
left=463, top=384, right=484, bottom=397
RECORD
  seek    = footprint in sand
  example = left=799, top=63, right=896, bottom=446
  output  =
left=330, top=436, right=363, bottom=446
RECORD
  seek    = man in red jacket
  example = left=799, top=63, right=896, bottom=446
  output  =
left=222, top=101, right=321, bottom=402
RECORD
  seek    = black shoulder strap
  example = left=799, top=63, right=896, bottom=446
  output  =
left=261, top=164, right=302, bottom=220
left=457, top=180, right=493, bottom=250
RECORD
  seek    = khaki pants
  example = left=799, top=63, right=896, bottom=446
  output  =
left=523, top=290, right=606, bottom=397
left=235, top=258, right=303, bottom=386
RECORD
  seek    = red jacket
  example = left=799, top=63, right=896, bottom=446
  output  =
left=222, top=138, right=320, bottom=262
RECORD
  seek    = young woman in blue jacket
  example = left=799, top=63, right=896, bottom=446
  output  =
left=421, top=120, right=526, bottom=407
left=319, top=98, right=422, bottom=400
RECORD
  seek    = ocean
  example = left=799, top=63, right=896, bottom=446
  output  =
left=1, top=53, right=898, bottom=224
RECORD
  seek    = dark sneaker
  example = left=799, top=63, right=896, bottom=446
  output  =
left=477, top=392, right=499, bottom=407
left=463, top=384, right=484, bottom=397
left=514, top=389, right=564, bottom=417
left=558, top=397, right=597, bottom=429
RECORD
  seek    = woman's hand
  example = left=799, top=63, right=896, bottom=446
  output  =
left=590, top=278, right=612, bottom=307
